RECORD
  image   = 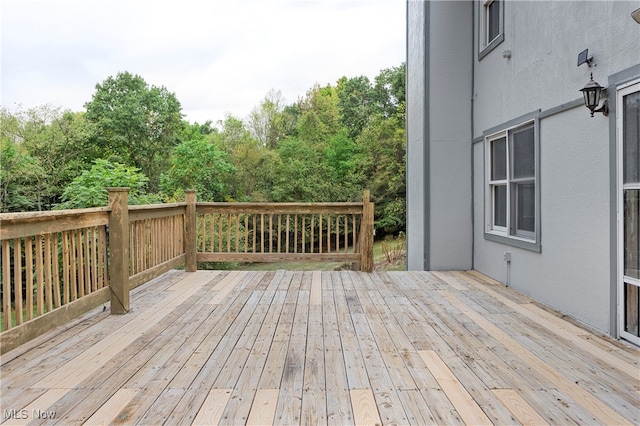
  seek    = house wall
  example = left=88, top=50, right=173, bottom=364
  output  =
left=406, top=0, right=428, bottom=270
left=407, top=0, right=473, bottom=270
left=471, top=0, right=640, bottom=334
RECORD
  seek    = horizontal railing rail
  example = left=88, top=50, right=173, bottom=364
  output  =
left=0, top=189, right=373, bottom=354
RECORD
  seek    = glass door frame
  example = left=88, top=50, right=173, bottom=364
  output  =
left=618, top=78, right=640, bottom=346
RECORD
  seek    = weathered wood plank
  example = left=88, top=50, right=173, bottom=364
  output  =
left=457, top=270, right=640, bottom=379
left=84, top=388, right=140, bottom=426
left=274, top=288, right=309, bottom=425
left=440, top=289, right=634, bottom=425
left=2, top=269, right=639, bottom=426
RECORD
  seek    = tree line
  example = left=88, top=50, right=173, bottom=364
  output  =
left=1, top=64, right=406, bottom=236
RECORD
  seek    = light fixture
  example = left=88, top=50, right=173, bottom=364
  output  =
left=580, top=73, right=609, bottom=117
left=632, top=8, right=640, bottom=23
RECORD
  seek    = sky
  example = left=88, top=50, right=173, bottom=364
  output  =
left=1, top=0, right=406, bottom=124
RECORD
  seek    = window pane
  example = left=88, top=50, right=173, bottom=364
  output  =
left=491, top=137, right=506, bottom=180
left=512, top=124, right=535, bottom=179
left=624, top=282, right=639, bottom=337
left=494, top=185, right=507, bottom=227
left=487, top=1, right=500, bottom=42
left=625, top=189, right=640, bottom=280
left=623, top=91, right=640, bottom=184
left=515, top=183, right=535, bottom=233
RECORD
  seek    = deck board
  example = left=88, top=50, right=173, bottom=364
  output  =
left=1, top=270, right=638, bottom=425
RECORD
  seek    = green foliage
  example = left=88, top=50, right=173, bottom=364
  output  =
left=0, top=137, right=44, bottom=212
left=57, top=159, right=155, bottom=209
left=337, top=75, right=376, bottom=139
left=84, top=72, right=183, bottom=192
left=1, top=106, right=96, bottom=210
left=297, top=84, right=342, bottom=145
left=161, top=138, right=235, bottom=202
left=270, top=138, right=323, bottom=202
left=355, top=104, right=407, bottom=235
left=4, top=63, right=407, bottom=236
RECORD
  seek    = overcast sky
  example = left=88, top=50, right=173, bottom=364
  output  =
left=1, top=0, right=406, bottom=124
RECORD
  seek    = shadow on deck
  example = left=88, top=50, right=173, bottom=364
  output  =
left=1, top=270, right=638, bottom=425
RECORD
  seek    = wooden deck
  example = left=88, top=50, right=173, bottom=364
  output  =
left=1, top=270, right=638, bottom=425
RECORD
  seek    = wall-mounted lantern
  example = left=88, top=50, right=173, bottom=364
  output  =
left=580, top=73, right=609, bottom=117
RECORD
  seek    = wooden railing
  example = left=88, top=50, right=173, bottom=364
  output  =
left=0, top=189, right=373, bottom=353
left=196, top=192, right=374, bottom=271
left=0, top=207, right=112, bottom=352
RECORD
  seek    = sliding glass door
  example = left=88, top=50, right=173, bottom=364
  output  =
left=619, top=79, right=640, bottom=345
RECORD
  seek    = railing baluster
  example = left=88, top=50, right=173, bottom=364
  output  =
left=35, top=235, right=44, bottom=314
left=319, top=214, right=323, bottom=254
left=235, top=214, right=240, bottom=253
left=344, top=215, right=348, bottom=254
left=14, top=238, right=23, bottom=325
left=277, top=214, right=282, bottom=254
left=260, top=214, right=265, bottom=254
left=71, top=230, right=78, bottom=301
left=336, top=214, right=340, bottom=254
left=301, top=215, right=305, bottom=254
left=62, top=231, right=70, bottom=304
left=227, top=214, right=231, bottom=253
left=311, top=215, right=315, bottom=254
left=352, top=214, right=357, bottom=254
left=2, top=240, right=12, bottom=330
left=83, top=229, right=91, bottom=297
left=89, top=228, right=96, bottom=294
left=244, top=214, right=249, bottom=254
left=289, top=214, right=293, bottom=254
left=44, top=233, right=53, bottom=312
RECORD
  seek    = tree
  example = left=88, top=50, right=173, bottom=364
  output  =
left=0, top=137, right=44, bottom=212
left=297, top=84, right=342, bottom=145
left=57, top=159, right=155, bottom=209
left=247, top=89, right=285, bottom=149
left=374, top=63, right=406, bottom=117
left=270, top=138, right=324, bottom=202
left=161, top=138, right=235, bottom=202
left=0, top=106, right=93, bottom=211
left=322, top=129, right=360, bottom=201
left=215, top=114, right=257, bottom=153
left=354, top=104, right=406, bottom=235
left=84, top=72, right=183, bottom=192
left=337, top=75, right=376, bottom=139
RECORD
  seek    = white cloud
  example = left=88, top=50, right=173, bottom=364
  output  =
left=1, top=0, right=406, bottom=123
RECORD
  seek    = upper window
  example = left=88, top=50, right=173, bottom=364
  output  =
left=479, top=0, right=504, bottom=59
left=485, top=119, right=540, bottom=251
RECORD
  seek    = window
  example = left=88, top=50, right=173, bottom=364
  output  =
left=479, top=0, right=504, bottom=59
left=486, top=120, right=539, bottom=248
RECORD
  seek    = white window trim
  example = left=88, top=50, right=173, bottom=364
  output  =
left=478, top=0, right=505, bottom=60
left=484, top=114, right=541, bottom=252
left=617, top=78, right=640, bottom=346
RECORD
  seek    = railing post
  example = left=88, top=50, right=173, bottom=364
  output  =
left=360, top=190, right=374, bottom=272
left=185, top=190, right=197, bottom=272
left=108, top=188, right=130, bottom=314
